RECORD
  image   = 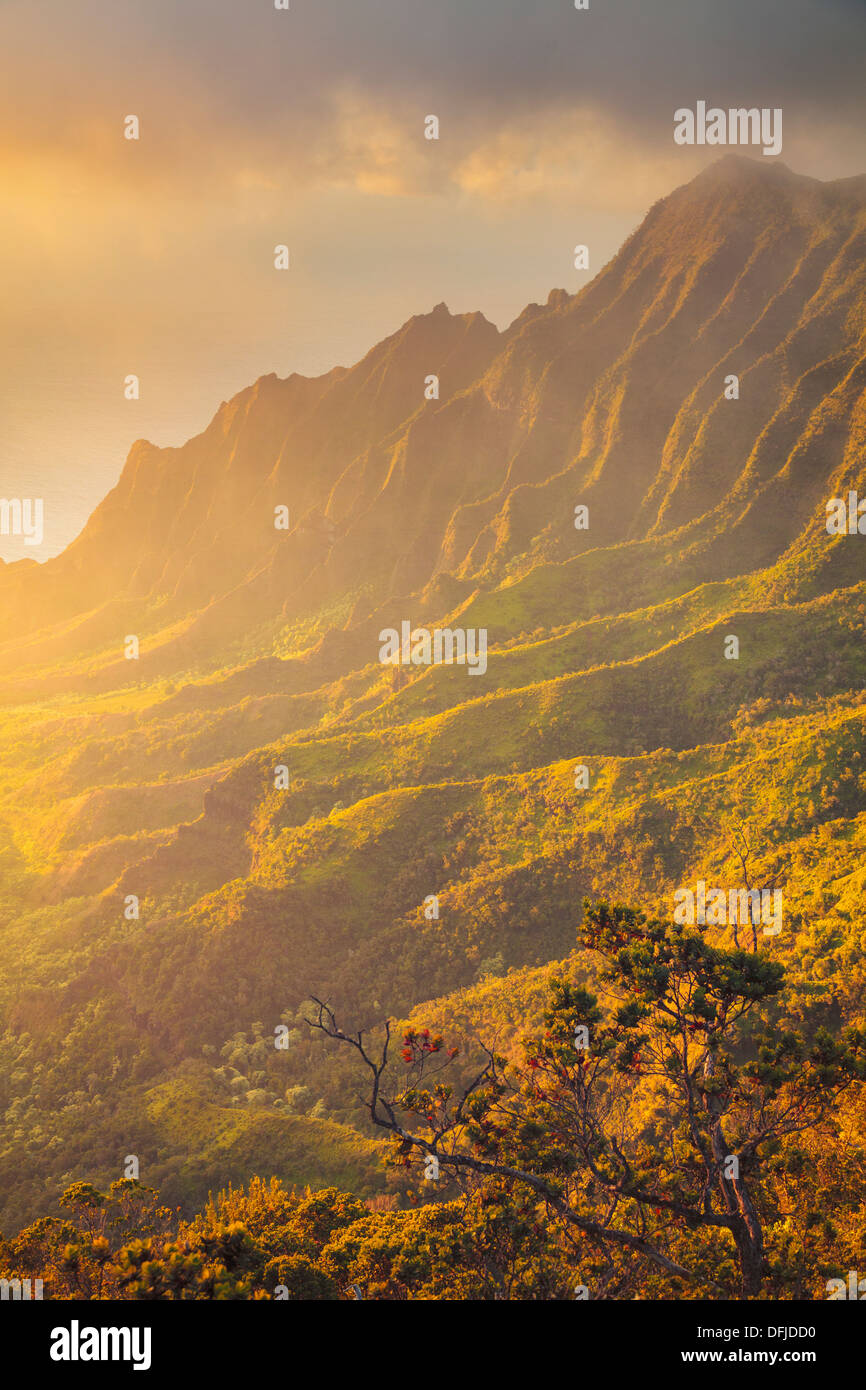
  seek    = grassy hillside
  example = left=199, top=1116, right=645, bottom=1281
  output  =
left=0, top=159, right=864, bottom=1259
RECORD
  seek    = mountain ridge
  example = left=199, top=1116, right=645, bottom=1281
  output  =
left=3, top=155, right=865, bottom=678
left=0, top=155, right=865, bottom=1233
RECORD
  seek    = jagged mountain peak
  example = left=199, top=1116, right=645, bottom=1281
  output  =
left=1, top=157, right=864, bottom=682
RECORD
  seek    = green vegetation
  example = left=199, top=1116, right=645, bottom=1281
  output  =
left=0, top=158, right=864, bottom=1296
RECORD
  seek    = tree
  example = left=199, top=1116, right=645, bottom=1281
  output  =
left=0, top=1179, right=175, bottom=1300
left=311, top=899, right=866, bottom=1297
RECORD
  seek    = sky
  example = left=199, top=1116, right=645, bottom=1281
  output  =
left=2, top=0, right=865, bottom=559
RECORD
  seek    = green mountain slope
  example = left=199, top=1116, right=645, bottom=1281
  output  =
left=0, top=156, right=864, bottom=1233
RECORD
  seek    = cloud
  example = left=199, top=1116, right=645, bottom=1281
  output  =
left=451, top=107, right=705, bottom=210
left=1, top=0, right=862, bottom=212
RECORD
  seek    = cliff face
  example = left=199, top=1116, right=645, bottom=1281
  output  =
left=3, top=156, right=865, bottom=682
